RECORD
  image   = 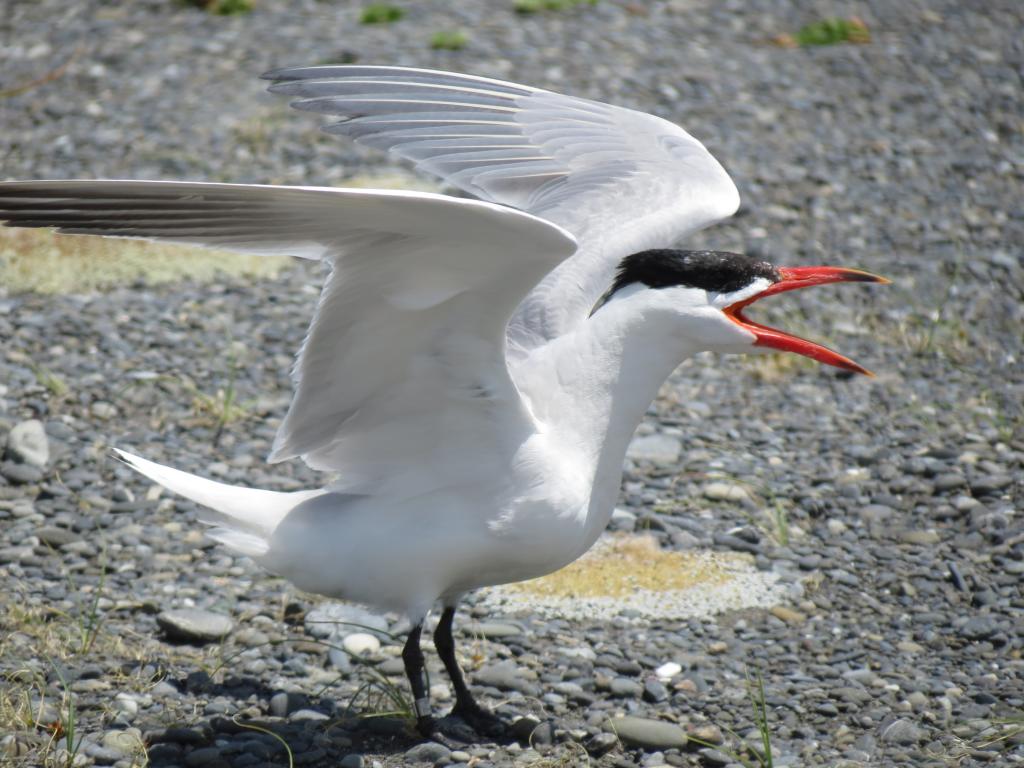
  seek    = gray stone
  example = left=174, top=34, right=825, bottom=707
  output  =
left=5, top=420, right=49, bottom=466
left=87, top=745, right=129, bottom=764
left=152, top=727, right=207, bottom=746
left=704, top=482, right=749, bottom=502
left=879, top=718, right=924, bottom=745
left=35, top=526, right=80, bottom=548
left=699, top=748, right=732, bottom=766
left=627, top=434, right=682, bottom=464
left=610, top=507, right=637, bottom=531
left=832, top=686, right=872, bottom=705
left=860, top=504, right=895, bottom=523
left=511, top=715, right=547, bottom=744
left=50, top=749, right=91, bottom=768
left=234, top=627, right=270, bottom=648
left=610, top=677, right=643, bottom=697
left=0, top=461, right=43, bottom=484
left=100, top=729, right=143, bottom=758
left=960, top=616, right=1000, bottom=641
left=269, top=691, right=303, bottom=718
left=898, top=529, right=941, bottom=545
left=585, top=732, right=619, bottom=757
left=328, top=645, right=353, bottom=672
left=375, top=657, right=405, bottom=676
left=932, top=473, right=965, bottom=492
left=604, top=716, right=688, bottom=749
left=184, top=746, right=226, bottom=767
left=339, top=756, right=364, bottom=768
left=71, top=679, right=110, bottom=693
left=404, top=741, right=451, bottom=764
left=289, top=708, right=329, bottom=721
left=690, top=725, right=724, bottom=745
left=643, top=679, right=670, bottom=702
left=90, top=401, right=118, bottom=420
left=0, top=545, right=34, bottom=563
left=156, top=608, right=233, bottom=643
left=464, top=620, right=523, bottom=639
left=969, top=475, right=1013, bottom=495
left=473, top=660, right=538, bottom=694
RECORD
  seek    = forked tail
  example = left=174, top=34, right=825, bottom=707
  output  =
left=113, top=449, right=322, bottom=557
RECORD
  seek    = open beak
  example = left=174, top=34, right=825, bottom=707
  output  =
left=723, top=266, right=889, bottom=376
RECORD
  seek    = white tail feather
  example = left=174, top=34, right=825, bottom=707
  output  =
left=113, top=449, right=322, bottom=556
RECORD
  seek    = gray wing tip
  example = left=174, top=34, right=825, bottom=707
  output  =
left=261, top=64, right=380, bottom=83
left=110, top=447, right=136, bottom=466
left=260, top=67, right=295, bottom=81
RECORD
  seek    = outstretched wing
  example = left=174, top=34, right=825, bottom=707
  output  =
left=0, top=180, right=577, bottom=486
left=264, top=65, right=740, bottom=351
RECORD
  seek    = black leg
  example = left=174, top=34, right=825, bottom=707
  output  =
left=402, top=621, right=435, bottom=738
left=434, top=606, right=475, bottom=712
left=434, top=605, right=506, bottom=736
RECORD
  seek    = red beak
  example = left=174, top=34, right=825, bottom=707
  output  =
left=723, top=266, right=889, bottom=376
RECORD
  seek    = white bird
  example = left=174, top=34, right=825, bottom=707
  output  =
left=0, top=65, right=885, bottom=739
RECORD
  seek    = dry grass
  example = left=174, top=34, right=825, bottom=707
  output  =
left=0, top=587, right=196, bottom=767
left=0, top=227, right=291, bottom=295
left=505, top=534, right=737, bottom=599
left=743, top=351, right=817, bottom=383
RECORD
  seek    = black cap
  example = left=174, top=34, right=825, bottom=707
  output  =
left=592, top=249, right=780, bottom=314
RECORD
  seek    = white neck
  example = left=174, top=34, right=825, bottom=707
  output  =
left=513, top=294, right=698, bottom=543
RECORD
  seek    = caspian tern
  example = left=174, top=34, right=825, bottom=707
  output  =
left=0, top=65, right=886, bottom=740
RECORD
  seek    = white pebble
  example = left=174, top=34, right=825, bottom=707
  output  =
left=626, top=434, right=682, bottom=464
left=655, top=662, right=682, bottom=680
left=90, top=401, right=118, bottom=420
left=557, top=645, right=596, bottom=660
left=113, top=693, right=139, bottom=717
left=429, top=683, right=451, bottom=701
left=703, top=482, right=749, bottom=502
left=342, top=632, right=380, bottom=657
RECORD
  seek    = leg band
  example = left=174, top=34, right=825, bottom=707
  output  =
left=414, top=696, right=432, bottom=718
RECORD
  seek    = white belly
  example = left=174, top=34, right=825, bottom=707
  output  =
left=258, top=437, right=599, bottom=620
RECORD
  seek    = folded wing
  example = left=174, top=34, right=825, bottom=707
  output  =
left=0, top=180, right=577, bottom=484
left=264, top=65, right=740, bottom=351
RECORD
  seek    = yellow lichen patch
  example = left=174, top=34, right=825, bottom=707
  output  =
left=506, top=534, right=745, bottom=599
left=482, top=533, right=787, bottom=620
left=0, top=226, right=291, bottom=294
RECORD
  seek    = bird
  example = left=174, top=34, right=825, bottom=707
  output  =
left=0, top=65, right=886, bottom=740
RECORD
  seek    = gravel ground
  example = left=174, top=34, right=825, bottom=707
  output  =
left=2, top=1, right=1023, bottom=767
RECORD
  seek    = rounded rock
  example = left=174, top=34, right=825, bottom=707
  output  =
left=604, top=716, right=688, bottom=750
left=156, top=608, right=233, bottom=644
left=5, top=420, right=49, bottom=466
left=404, top=741, right=451, bottom=764
left=342, top=632, right=381, bottom=657
left=703, top=482, right=749, bottom=502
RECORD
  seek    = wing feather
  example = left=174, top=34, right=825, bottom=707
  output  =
left=0, top=180, right=577, bottom=482
left=263, top=65, right=740, bottom=350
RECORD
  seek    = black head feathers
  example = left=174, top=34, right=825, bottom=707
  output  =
left=592, top=249, right=780, bottom=314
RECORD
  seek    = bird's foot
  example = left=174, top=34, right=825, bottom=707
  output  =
left=415, top=715, right=467, bottom=749
left=450, top=700, right=507, bottom=738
